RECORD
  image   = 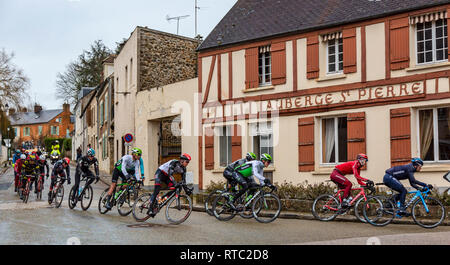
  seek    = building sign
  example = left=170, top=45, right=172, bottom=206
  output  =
left=203, top=81, right=425, bottom=119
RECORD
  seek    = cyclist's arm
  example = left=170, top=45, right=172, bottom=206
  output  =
left=45, top=162, right=49, bottom=175
left=252, top=162, right=265, bottom=185
left=134, top=160, right=141, bottom=181
left=139, top=157, right=144, bottom=179
left=352, top=162, right=367, bottom=184
left=121, top=156, right=131, bottom=178
left=408, top=172, right=427, bottom=190
left=94, top=159, right=99, bottom=177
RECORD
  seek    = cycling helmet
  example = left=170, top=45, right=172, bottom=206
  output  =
left=356, top=153, right=368, bottom=161
left=180, top=153, right=192, bottom=161
left=39, top=155, right=46, bottom=161
left=15, top=150, right=21, bottom=154
left=87, top=148, right=95, bottom=157
left=246, top=152, right=257, bottom=161
left=261, top=153, right=272, bottom=163
left=411, top=157, right=424, bottom=167
left=131, top=148, right=142, bottom=156
left=63, top=157, right=70, bottom=165
left=20, top=154, right=26, bottom=160
left=28, top=154, right=36, bottom=161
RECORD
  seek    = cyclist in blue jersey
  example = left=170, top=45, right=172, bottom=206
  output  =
left=383, top=157, right=432, bottom=215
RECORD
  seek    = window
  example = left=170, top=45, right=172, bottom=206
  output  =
left=23, top=127, right=30, bottom=137
left=103, top=134, right=107, bottom=159
left=416, top=19, right=448, bottom=64
left=258, top=46, right=271, bottom=86
left=50, top=126, right=59, bottom=136
left=100, top=101, right=104, bottom=126
left=38, top=126, right=42, bottom=136
left=321, top=117, right=348, bottom=164
left=125, top=65, right=128, bottom=91
left=418, top=107, right=450, bottom=162
left=327, top=38, right=343, bottom=74
left=219, top=126, right=232, bottom=167
left=130, top=58, right=133, bottom=85
left=13, top=128, right=17, bottom=138
left=250, top=122, right=274, bottom=163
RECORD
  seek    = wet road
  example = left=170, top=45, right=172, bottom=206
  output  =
left=1, top=166, right=450, bottom=245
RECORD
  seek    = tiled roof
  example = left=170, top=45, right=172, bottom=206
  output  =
left=198, top=0, right=450, bottom=51
left=9, top=109, right=63, bottom=126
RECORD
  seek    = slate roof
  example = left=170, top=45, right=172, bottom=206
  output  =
left=198, top=0, right=450, bottom=51
left=9, top=109, right=63, bottom=126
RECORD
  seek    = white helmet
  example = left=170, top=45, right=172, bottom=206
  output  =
left=39, top=155, right=46, bottom=161
left=20, top=154, right=26, bottom=160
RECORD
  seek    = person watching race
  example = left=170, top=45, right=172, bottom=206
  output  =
left=223, top=152, right=257, bottom=190
left=105, top=148, right=143, bottom=209
left=147, top=153, right=191, bottom=216
left=48, top=158, right=71, bottom=203
left=383, top=157, right=431, bottom=216
left=71, top=148, right=99, bottom=202
left=330, top=153, right=371, bottom=208
left=228, top=153, right=273, bottom=211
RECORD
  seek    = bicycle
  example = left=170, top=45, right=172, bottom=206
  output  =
left=212, top=184, right=281, bottom=223
left=48, top=175, right=66, bottom=208
left=68, top=175, right=95, bottom=211
left=21, top=174, right=37, bottom=203
left=363, top=184, right=445, bottom=229
left=35, top=173, right=45, bottom=201
left=98, top=178, right=140, bottom=216
left=132, top=181, right=193, bottom=224
left=311, top=180, right=375, bottom=223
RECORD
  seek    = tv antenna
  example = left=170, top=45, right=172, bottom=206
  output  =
left=166, top=14, right=190, bottom=35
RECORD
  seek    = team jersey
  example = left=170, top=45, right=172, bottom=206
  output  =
left=78, top=156, right=99, bottom=176
left=22, top=160, right=40, bottom=175
left=115, top=155, right=141, bottom=180
left=52, top=160, right=70, bottom=180
left=158, top=159, right=186, bottom=181
left=235, top=160, right=265, bottom=184
left=385, top=163, right=427, bottom=190
left=335, top=160, right=367, bottom=185
left=225, top=158, right=247, bottom=172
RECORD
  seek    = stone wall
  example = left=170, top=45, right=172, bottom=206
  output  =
left=139, top=27, right=199, bottom=91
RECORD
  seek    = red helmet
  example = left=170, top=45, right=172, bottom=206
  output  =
left=357, top=153, right=368, bottom=161
left=63, top=157, right=70, bottom=165
left=180, top=153, right=191, bottom=161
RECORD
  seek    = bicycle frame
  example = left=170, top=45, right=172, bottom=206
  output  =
left=325, top=187, right=368, bottom=211
left=401, top=189, right=431, bottom=213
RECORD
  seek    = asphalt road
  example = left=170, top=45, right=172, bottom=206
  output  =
left=1, top=165, right=450, bottom=245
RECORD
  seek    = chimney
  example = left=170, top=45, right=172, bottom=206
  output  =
left=21, top=107, right=28, bottom=113
left=63, top=103, right=70, bottom=113
left=8, top=108, right=15, bottom=116
left=34, top=104, right=42, bottom=113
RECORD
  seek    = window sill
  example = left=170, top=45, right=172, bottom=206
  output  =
left=317, top=73, right=347, bottom=82
left=420, top=163, right=450, bottom=173
left=242, top=85, right=274, bottom=93
left=312, top=167, right=334, bottom=176
left=406, top=61, right=450, bottom=72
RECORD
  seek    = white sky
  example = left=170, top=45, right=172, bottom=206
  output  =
left=0, top=0, right=237, bottom=110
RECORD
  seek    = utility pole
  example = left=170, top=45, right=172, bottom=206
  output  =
left=166, top=15, right=190, bottom=35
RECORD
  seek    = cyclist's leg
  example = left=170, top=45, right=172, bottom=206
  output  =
left=231, top=172, right=249, bottom=204
left=105, top=168, right=122, bottom=208
left=148, top=170, right=165, bottom=214
left=383, top=174, right=407, bottom=208
left=330, top=170, right=352, bottom=201
left=72, top=167, right=82, bottom=198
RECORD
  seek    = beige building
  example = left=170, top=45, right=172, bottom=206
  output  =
left=196, top=0, right=450, bottom=190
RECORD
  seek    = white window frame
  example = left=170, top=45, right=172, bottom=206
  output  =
left=320, top=116, right=347, bottom=165
left=258, top=49, right=272, bottom=86
left=415, top=19, right=448, bottom=66
left=250, top=121, right=274, bottom=164
left=326, top=38, right=343, bottom=75
left=416, top=106, right=450, bottom=163
left=23, top=127, right=30, bottom=137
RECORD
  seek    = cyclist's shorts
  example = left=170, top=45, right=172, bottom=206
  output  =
left=112, top=168, right=128, bottom=183
left=154, top=169, right=176, bottom=189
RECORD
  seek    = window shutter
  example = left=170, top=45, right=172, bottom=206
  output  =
left=390, top=108, right=411, bottom=167
left=245, top=47, right=259, bottom=89
left=343, top=28, right=357, bottom=74
left=271, top=42, right=286, bottom=85
left=307, top=35, right=319, bottom=79
left=204, top=127, right=215, bottom=170
left=347, top=112, right=366, bottom=162
left=298, top=117, right=315, bottom=172
left=231, top=124, right=242, bottom=161
left=390, top=17, right=410, bottom=70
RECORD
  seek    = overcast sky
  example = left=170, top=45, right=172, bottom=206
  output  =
left=0, top=0, right=237, bottom=110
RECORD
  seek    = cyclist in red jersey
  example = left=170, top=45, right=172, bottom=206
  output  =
left=330, top=153, right=370, bottom=208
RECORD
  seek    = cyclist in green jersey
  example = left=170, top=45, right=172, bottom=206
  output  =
left=228, top=153, right=273, bottom=211
left=223, top=152, right=257, bottom=188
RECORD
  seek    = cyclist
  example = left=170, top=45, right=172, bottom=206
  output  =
left=147, top=153, right=191, bottom=216
left=330, top=153, right=370, bottom=208
left=383, top=157, right=432, bottom=216
left=228, top=153, right=273, bottom=211
left=14, top=154, right=27, bottom=192
left=20, top=153, right=40, bottom=200
left=223, top=152, right=257, bottom=191
left=35, top=155, right=50, bottom=193
left=105, top=148, right=143, bottom=209
left=48, top=158, right=71, bottom=203
left=12, top=150, right=21, bottom=168
left=71, top=148, right=99, bottom=202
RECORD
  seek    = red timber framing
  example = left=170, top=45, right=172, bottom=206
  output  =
left=390, top=107, right=412, bottom=167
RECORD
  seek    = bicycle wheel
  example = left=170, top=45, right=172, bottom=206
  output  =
left=36, top=179, right=42, bottom=201
left=412, top=197, right=445, bottom=229
left=212, top=193, right=237, bottom=221
left=23, top=181, right=30, bottom=204
left=118, top=190, right=133, bottom=216
left=68, top=186, right=76, bottom=209
left=98, top=188, right=110, bottom=214
left=166, top=194, right=193, bottom=225
left=252, top=193, right=281, bottom=223
left=132, top=193, right=152, bottom=222
left=353, top=196, right=368, bottom=223
left=80, top=185, right=93, bottom=211
left=54, top=185, right=64, bottom=208
left=311, top=194, right=339, bottom=221
left=363, top=196, right=394, bottom=227
left=237, top=191, right=254, bottom=219
left=204, top=191, right=221, bottom=216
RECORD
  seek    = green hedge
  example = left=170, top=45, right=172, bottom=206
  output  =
left=43, top=138, right=70, bottom=153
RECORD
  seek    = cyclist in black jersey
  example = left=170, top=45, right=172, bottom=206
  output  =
left=71, top=148, right=99, bottom=201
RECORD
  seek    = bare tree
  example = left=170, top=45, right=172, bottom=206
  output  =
left=0, top=49, right=30, bottom=108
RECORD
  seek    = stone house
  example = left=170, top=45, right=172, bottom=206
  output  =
left=72, top=87, right=96, bottom=160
